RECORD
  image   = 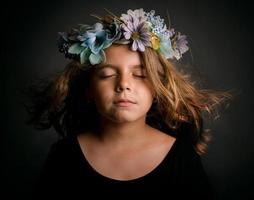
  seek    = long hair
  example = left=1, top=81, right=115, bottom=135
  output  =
left=22, top=45, right=233, bottom=155
left=141, top=47, right=233, bottom=154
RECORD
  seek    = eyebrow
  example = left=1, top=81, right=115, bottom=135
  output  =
left=96, top=64, right=144, bottom=71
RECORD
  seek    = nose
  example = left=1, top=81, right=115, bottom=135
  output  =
left=115, top=73, right=132, bottom=92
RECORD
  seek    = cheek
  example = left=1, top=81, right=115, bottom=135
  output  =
left=92, top=83, right=114, bottom=106
left=137, top=86, right=154, bottom=108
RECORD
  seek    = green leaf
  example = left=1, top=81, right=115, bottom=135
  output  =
left=89, top=53, right=102, bottom=65
left=68, top=43, right=84, bottom=54
left=80, top=48, right=90, bottom=64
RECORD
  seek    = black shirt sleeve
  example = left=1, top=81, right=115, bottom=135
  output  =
left=176, top=135, right=215, bottom=200
left=32, top=138, right=75, bottom=199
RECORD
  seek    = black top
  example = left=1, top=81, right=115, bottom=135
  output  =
left=33, top=135, right=215, bottom=199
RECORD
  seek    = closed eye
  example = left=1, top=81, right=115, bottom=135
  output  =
left=134, top=75, right=147, bottom=79
left=99, top=75, right=116, bottom=79
left=98, top=74, right=147, bottom=79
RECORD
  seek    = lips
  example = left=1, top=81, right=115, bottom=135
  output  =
left=114, top=98, right=136, bottom=107
left=114, top=99, right=136, bottom=104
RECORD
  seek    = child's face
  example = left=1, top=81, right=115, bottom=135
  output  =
left=88, top=44, right=155, bottom=124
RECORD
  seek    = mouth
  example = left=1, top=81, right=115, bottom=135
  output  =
left=114, top=99, right=136, bottom=107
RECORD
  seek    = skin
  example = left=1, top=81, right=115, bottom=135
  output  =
left=78, top=44, right=176, bottom=180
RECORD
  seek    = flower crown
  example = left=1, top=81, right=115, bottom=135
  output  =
left=58, top=8, right=189, bottom=65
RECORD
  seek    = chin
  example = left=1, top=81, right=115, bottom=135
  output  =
left=100, top=108, right=147, bottom=123
left=109, top=114, right=145, bottom=123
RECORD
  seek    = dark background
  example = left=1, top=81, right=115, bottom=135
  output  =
left=1, top=0, right=253, bottom=199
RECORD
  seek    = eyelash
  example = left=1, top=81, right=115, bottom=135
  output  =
left=99, top=75, right=147, bottom=79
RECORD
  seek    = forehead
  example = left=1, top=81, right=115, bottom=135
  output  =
left=100, top=44, right=142, bottom=67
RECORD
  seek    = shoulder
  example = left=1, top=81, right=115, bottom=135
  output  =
left=173, top=134, right=201, bottom=164
left=175, top=136, right=214, bottom=198
left=147, top=126, right=177, bottom=146
left=148, top=128, right=206, bottom=177
left=35, top=137, right=81, bottom=198
left=173, top=133, right=210, bottom=183
left=151, top=127, right=199, bottom=159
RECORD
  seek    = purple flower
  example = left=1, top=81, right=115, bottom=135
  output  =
left=121, top=9, right=147, bottom=24
left=171, top=29, right=189, bottom=60
left=121, top=9, right=151, bottom=51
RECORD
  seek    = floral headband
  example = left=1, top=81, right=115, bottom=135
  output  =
left=58, top=8, right=189, bottom=65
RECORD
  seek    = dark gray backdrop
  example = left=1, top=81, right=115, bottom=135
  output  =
left=2, top=0, right=253, bottom=199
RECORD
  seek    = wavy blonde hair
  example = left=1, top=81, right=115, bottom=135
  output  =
left=141, top=48, right=233, bottom=154
left=23, top=45, right=233, bottom=155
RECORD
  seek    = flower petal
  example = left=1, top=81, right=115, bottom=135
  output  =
left=68, top=43, right=85, bottom=54
left=127, top=21, right=134, bottom=32
left=133, top=17, right=139, bottom=30
left=124, top=32, right=131, bottom=39
left=137, top=40, right=145, bottom=51
left=132, top=40, right=138, bottom=51
left=159, top=41, right=174, bottom=59
left=86, top=37, right=96, bottom=47
left=80, top=48, right=90, bottom=64
left=89, top=52, right=102, bottom=65
left=93, top=23, right=103, bottom=32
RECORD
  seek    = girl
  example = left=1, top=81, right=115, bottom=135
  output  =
left=25, top=8, right=232, bottom=199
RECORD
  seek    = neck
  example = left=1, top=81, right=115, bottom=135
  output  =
left=96, top=116, right=152, bottom=146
